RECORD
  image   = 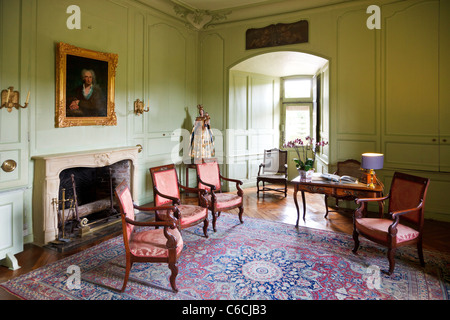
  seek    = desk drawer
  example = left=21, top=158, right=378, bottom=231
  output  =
left=335, top=188, right=377, bottom=199
left=301, top=185, right=333, bottom=194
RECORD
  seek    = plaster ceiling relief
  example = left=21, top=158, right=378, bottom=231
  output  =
left=175, top=0, right=272, bottom=11
left=173, top=2, right=230, bottom=30
left=140, top=0, right=355, bottom=28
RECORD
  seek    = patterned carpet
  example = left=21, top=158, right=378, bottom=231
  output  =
left=1, top=213, right=449, bottom=300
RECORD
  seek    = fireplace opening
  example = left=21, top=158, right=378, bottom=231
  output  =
left=52, top=160, right=131, bottom=247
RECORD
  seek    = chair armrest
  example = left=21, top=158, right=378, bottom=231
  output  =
left=125, top=205, right=179, bottom=229
left=391, top=200, right=423, bottom=219
left=179, top=183, right=206, bottom=195
left=125, top=212, right=179, bottom=249
left=197, top=176, right=217, bottom=191
left=355, top=194, right=389, bottom=205
left=258, top=163, right=265, bottom=176
left=219, top=174, right=243, bottom=196
left=386, top=203, right=423, bottom=238
left=354, top=194, right=389, bottom=218
left=219, top=174, right=243, bottom=185
left=179, top=183, right=208, bottom=207
left=152, top=187, right=181, bottom=205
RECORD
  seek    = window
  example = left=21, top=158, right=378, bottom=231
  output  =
left=283, top=78, right=312, bottom=99
left=282, top=76, right=314, bottom=143
left=285, top=104, right=311, bottom=142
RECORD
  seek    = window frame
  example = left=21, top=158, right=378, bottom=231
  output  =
left=281, top=75, right=314, bottom=145
left=281, top=75, right=313, bottom=103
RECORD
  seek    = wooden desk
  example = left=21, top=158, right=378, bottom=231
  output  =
left=291, top=177, right=383, bottom=227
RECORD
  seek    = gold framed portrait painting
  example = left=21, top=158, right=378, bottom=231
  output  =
left=55, top=42, right=118, bottom=127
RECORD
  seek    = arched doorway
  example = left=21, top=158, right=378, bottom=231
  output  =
left=228, top=51, right=329, bottom=181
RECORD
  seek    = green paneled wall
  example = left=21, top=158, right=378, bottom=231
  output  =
left=1, top=0, right=449, bottom=247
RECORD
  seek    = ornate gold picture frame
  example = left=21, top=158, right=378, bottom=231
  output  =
left=55, top=42, right=118, bottom=127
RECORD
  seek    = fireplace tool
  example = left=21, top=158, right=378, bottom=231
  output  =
left=51, top=188, right=75, bottom=243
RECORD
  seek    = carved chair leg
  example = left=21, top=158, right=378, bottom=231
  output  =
left=417, top=241, right=425, bottom=267
left=169, top=262, right=179, bottom=292
left=211, top=212, right=218, bottom=232
left=121, top=260, right=133, bottom=292
left=256, top=179, right=260, bottom=197
left=203, top=218, right=209, bottom=238
left=352, top=230, right=360, bottom=254
left=238, top=206, right=244, bottom=224
left=387, top=248, right=396, bottom=275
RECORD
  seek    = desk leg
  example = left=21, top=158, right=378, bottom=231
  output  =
left=294, top=185, right=300, bottom=227
left=301, top=191, right=306, bottom=222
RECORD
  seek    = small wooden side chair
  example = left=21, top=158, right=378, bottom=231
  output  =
left=256, top=148, right=288, bottom=197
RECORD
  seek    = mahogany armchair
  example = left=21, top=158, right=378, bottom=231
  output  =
left=352, top=172, right=430, bottom=275
left=256, top=148, right=288, bottom=197
left=114, top=180, right=183, bottom=292
left=196, top=158, right=244, bottom=232
left=150, top=164, right=209, bottom=237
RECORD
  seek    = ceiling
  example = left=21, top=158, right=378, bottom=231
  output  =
left=139, top=0, right=353, bottom=26
left=136, top=1, right=333, bottom=76
left=231, top=51, right=328, bottom=77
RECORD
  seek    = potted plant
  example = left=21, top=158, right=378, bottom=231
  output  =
left=283, top=136, right=328, bottom=181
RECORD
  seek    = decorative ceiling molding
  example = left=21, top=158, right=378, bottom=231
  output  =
left=172, top=3, right=231, bottom=30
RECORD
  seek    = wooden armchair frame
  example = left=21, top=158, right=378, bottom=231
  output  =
left=150, top=164, right=209, bottom=237
left=256, top=148, right=288, bottom=197
left=352, top=172, right=430, bottom=275
left=115, top=181, right=183, bottom=292
left=196, top=158, right=244, bottom=231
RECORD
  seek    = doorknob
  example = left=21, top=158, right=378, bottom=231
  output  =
left=1, top=159, right=17, bottom=172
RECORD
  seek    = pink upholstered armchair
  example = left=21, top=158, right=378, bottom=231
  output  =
left=150, top=164, right=209, bottom=237
left=115, top=180, right=183, bottom=292
left=196, top=158, right=244, bottom=232
left=352, top=172, right=430, bottom=275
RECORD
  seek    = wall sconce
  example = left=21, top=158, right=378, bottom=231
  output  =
left=134, top=99, right=149, bottom=116
left=361, top=153, right=384, bottom=188
left=1, top=86, right=30, bottom=112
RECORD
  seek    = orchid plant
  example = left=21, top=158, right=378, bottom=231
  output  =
left=283, top=136, right=328, bottom=171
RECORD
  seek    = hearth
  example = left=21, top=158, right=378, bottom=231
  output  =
left=32, top=146, right=140, bottom=246
left=54, top=160, right=131, bottom=239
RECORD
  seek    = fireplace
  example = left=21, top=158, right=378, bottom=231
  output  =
left=32, top=146, right=140, bottom=245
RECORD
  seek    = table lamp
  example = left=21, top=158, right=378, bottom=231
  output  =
left=361, top=153, right=384, bottom=188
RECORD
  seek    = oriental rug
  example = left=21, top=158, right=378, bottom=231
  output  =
left=1, top=213, right=449, bottom=300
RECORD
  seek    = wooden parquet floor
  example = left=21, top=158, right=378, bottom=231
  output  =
left=1, top=184, right=449, bottom=300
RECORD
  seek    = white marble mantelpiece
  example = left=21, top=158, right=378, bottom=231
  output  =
left=32, top=146, right=140, bottom=245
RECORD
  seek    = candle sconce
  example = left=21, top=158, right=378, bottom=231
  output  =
left=1, top=86, right=30, bottom=112
left=134, top=99, right=149, bottom=116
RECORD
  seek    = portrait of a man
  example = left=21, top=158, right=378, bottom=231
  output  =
left=66, top=55, right=108, bottom=117
left=55, top=42, right=118, bottom=127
